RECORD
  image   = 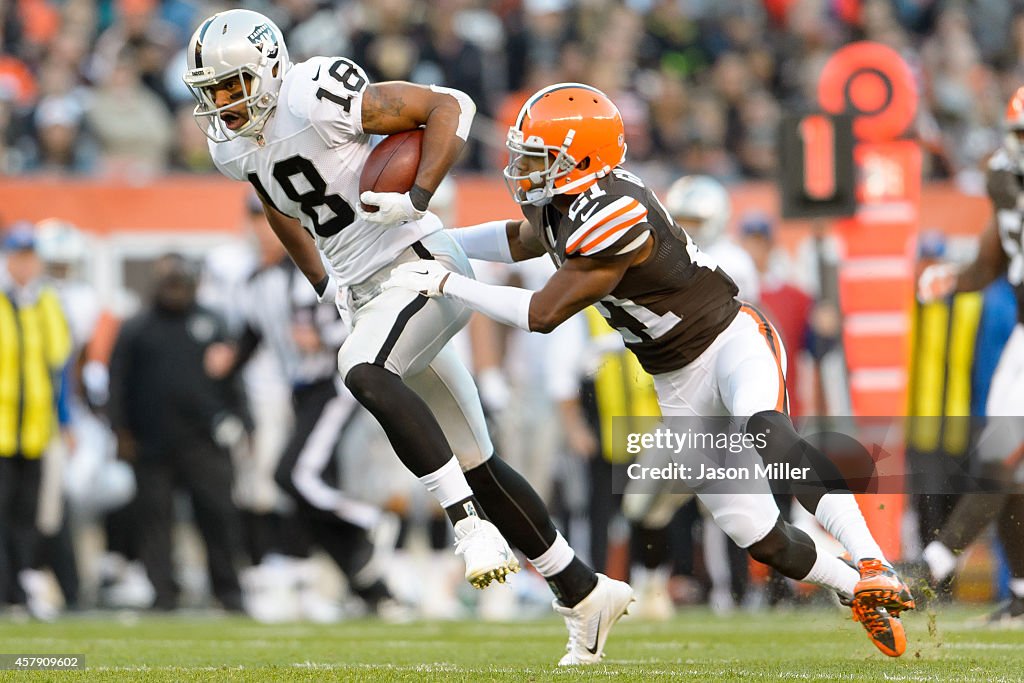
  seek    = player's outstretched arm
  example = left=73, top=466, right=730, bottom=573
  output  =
left=523, top=254, right=635, bottom=333
left=448, top=219, right=546, bottom=263
left=361, top=82, right=475, bottom=202
left=259, top=199, right=329, bottom=293
left=384, top=244, right=642, bottom=333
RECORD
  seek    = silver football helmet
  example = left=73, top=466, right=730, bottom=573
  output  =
left=35, top=218, right=88, bottom=265
left=664, top=175, right=731, bottom=247
left=182, top=9, right=290, bottom=142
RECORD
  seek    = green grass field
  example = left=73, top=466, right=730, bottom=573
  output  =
left=0, top=607, right=1021, bottom=682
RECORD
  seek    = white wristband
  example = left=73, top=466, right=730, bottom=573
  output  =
left=430, top=85, right=476, bottom=141
left=448, top=221, right=515, bottom=263
left=316, top=273, right=338, bottom=304
left=443, top=272, right=533, bottom=331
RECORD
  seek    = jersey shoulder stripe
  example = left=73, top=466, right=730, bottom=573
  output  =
left=580, top=211, right=649, bottom=256
left=566, top=196, right=647, bottom=255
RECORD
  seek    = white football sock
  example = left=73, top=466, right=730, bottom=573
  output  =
left=1009, top=578, right=1024, bottom=599
left=922, top=541, right=957, bottom=583
left=528, top=532, right=575, bottom=577
left=814, top=493, right=888, bottom=565
left=803, top=551, right=859, bottom=598
left=418, top=456, right=474, bottom=509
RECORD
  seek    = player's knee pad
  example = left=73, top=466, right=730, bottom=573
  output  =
left=746, top=520, right=815, bottom=578
left=343, top=362, right=394, bottom=410
left=746, top=524, right=789, bottom=566
left=746, top=410, right=796, bottom=455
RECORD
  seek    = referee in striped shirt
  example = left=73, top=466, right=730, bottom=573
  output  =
left=216, top=197, right=399, bottom=616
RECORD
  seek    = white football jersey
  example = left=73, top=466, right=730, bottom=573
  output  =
left=209, top=56, right=443, bottom=286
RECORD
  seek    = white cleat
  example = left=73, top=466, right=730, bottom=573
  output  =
left=453, top=516, right=520, bottom=589
left=554, top=574, right=635, bottom=665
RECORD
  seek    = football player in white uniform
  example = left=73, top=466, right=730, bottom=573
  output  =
left=917, top=86, right=1024, bottom=626
left=387, top=83, right=917, bottom=656
left=185, top=10, right=632, bottom=664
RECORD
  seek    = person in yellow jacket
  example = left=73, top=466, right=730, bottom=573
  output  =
left=0, top=222, right=72, bottom=613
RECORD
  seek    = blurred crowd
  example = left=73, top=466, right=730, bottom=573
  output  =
left=2, top=0, right=1024, bottom=187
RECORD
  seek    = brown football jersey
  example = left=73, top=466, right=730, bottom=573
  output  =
left=524, top=167, right=740, bottom=375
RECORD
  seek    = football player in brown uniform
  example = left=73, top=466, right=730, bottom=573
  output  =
left=387, top=83, right=915, bottom=656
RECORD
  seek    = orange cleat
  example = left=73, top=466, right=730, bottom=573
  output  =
left=851, top=600, right=907, bottom=657
left=854, top=558, right=916, bottom=615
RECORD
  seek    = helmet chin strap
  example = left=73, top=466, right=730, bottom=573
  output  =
left=525, top=187, right=552, bottom=206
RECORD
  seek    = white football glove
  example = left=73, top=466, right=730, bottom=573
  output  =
left=335, top=285, right=353, bottom=331
left=383, top=260, right=453, bottom=297
left=917, top=263, right=959, bottom=302
left=359, top=191, right=426, bottom=225
left=315, top=272, right=339, bottom=304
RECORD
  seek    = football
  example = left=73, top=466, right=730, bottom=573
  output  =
left=358, top=129, right=424, bottom=212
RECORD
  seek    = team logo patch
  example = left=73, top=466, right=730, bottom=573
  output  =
left=246, top=23, right=272, bottom=45
left=247, top=23, right=279, bottom=58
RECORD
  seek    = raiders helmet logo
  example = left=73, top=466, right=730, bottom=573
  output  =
left=247, top=23, right=279, bottom=58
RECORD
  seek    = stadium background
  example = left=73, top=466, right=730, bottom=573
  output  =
left=0, top=0, right=1022, bottom=674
